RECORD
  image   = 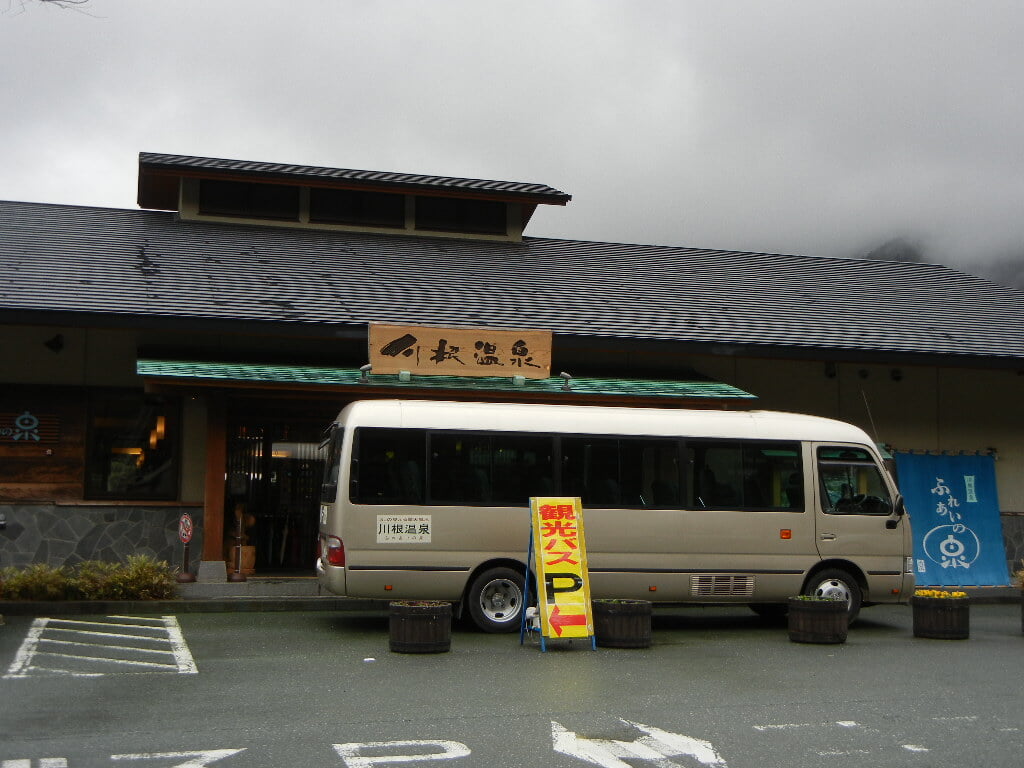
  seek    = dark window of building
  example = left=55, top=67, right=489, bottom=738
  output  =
left=415, top=196, right=507, bottom=235
left=85, top=394, right=180, bottom=500
left=687, top=441, right=803, bottom=510
left=309, top=188, right=406, bottom=228
left=198, top=179, right=300, bottom=221
left=561, top=436, right=682, bottom=508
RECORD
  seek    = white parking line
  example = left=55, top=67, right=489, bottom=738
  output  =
left=3, top=616, right=197, bottom=678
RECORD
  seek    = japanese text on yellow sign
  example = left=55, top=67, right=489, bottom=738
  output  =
left=530, top=497, right=594, bottom=639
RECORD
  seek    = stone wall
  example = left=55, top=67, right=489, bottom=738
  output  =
left=0, top=503, right=203, bottom=574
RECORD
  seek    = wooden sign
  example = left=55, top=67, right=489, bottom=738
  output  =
left=530, top=496, right=594, bottom=641
left=369, top=324, right=552, bottom=379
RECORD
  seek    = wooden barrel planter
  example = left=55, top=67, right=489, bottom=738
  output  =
left=389, top=600, right=452, bottom=653
left=787, top=597, right=848, bottom=644
left=592, top=599, right=652, bottom=648
left=912, top=595, right=969, bottom=640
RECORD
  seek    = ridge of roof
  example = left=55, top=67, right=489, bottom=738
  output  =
left=138, top=152, right=572, bottom=204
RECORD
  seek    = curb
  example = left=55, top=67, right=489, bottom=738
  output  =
left=0, top=597, right=390, bottom=616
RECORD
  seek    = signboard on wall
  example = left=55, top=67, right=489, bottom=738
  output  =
left=0, top=410, right=60, bottom=444
left=368, top=323, right=552, bottom=379
left=530, top=496, right=594, bottom=640
left=894, top=452, right=1010, bottom=586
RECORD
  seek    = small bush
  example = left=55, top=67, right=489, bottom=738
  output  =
left=0, top=556, right=177, bottom=601
left=0, top=563, right=73, bottom=601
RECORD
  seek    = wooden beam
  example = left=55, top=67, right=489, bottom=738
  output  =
left=201, top=393, right=227, bottom=561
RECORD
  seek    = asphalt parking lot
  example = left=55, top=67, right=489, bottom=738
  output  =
left=2, top=603, right=1022, bottom=768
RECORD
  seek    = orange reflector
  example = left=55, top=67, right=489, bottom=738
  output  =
left=384, top=585, right=393, bottom=591
left=892, top=588, right=900, bottom=595
left=649, top=586, right=657, bottom=592
left=780, top=529, right=792, bottom=539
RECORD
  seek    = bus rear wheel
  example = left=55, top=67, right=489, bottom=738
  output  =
left=805, top=568, right=862, bottom=622
left=466, top=567, right=525, bottom=633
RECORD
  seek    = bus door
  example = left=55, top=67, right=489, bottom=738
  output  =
left=813, top=444, right=910, bottom=599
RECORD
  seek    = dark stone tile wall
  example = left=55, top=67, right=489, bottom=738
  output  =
left=0, top=503, right=204, bottom=575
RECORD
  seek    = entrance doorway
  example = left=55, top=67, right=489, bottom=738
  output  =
left=225, top=408, right=332, bottom=574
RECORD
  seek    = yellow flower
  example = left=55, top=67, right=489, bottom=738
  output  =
left=914, top=588, right=967, bottom=599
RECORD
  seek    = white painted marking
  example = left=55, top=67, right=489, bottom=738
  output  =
left=817, top=750, right=870, bottom=756
left=39, top=761, right=68, bottom=768
left=4, top=615, right=197, bottom=678
left=332, top=740, right=470, bottom=766
left=162, top=615, right=198, bottom=674
left=835, top=721, right=860, bottom=728
left=38, top=638, right=176, bottom=655
left=932, top=715, right=978, bottom=722
left=552, top=719, right=727, bottom=768
left=752, top=723, right=812, bottom=731
left=47, top=619, right=167, bottom=633
left=1, top=761, right=67, bottom=767
left=903, top=745, right=930, bottom=752
left=110, top=749, right=245, bottom=767
left=32, top=651, right=179, bottom=670
left=40, top=627, right=169, bottom=643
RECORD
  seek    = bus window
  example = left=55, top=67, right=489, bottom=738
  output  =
left=561, top=436, right=681, bottom=508
left=688, top=441, right=803, bottom=510
left=319, top=426, right=344, bottom=504
left=817, top=446, right=892, bottom=516
left=429, top=432, right=554, bottom=506
left=351, top=428, right=426, bottom=505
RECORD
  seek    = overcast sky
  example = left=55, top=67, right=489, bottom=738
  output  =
left=3, top=1, right=1023, bottom=282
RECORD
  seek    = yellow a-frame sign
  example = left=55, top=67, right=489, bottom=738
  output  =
left=524, top=497, right=595, bottom=651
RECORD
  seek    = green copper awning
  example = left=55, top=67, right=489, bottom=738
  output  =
left=136, top=359, right=756, bottom=402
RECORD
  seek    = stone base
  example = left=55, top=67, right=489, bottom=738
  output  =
left=197, top=559, right=228, bottom=583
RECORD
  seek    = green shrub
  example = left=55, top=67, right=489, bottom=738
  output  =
left=0, top=563, right=73, bottom=601
left=0, top=556, right=177, bottom=601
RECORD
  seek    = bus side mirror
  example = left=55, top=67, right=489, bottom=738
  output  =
left=885, top=496, right=905, bottom=529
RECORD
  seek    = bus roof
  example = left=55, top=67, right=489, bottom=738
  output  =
left=335, top=399, right=875, bottom=445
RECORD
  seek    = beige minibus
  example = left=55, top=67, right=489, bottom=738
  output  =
left=317, top=400, right=913, bottom=632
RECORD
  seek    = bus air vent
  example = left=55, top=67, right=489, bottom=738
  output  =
left=690, top=575, right=755, bottom=598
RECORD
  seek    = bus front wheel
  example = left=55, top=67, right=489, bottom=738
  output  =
left=805, top=568, right=862, bottom=622
left=467, top=567, right=525, bottom=633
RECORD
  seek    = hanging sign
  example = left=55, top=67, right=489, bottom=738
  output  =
left=369, top=323, right=552, bottom=379
left=894, top=452, right=1009, bottom=586
left=530, top=497, right=594, bottom=640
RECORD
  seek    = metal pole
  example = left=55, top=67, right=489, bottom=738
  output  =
left=228, top=513, right=247, bottom=582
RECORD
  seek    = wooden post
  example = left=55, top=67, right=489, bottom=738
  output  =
left=202, top=393, right=227, bottom=563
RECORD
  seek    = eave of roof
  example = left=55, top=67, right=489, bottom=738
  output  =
left=137, top=152, right=572, bottom=210
left=136, top=359, right=756, bottom=404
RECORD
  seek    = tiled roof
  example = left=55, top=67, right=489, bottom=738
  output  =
left=138, top=152, right=572, bottom=204
left=2, top=199, right=1023, bottom=364
left=135, top=360, right=756, bottom=401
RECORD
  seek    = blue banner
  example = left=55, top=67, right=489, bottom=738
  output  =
left=894, top=452, right=1009, bottom=586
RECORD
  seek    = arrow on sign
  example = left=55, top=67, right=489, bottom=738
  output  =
left=548, top=606, right=588, bottom=636
left=552, top=719, right=728, bottom=767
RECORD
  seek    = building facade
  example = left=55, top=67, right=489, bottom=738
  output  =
left=2, top=153, right=1022, bottom=580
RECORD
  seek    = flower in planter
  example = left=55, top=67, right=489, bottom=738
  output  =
left=914, top=589, right=967, bottom=599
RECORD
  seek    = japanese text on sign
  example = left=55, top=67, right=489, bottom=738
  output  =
left=369, top=324, right=552, bottom=379
left=530, top=497, right=593, bottom=639
left=376, top=515, right=432, bottom=544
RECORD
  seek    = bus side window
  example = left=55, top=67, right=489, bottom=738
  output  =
left=817, top=446, right=893, bottom=516
left=352, top=428, right=425, bottom=505
left=687, top=441, right=802, bottom=510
